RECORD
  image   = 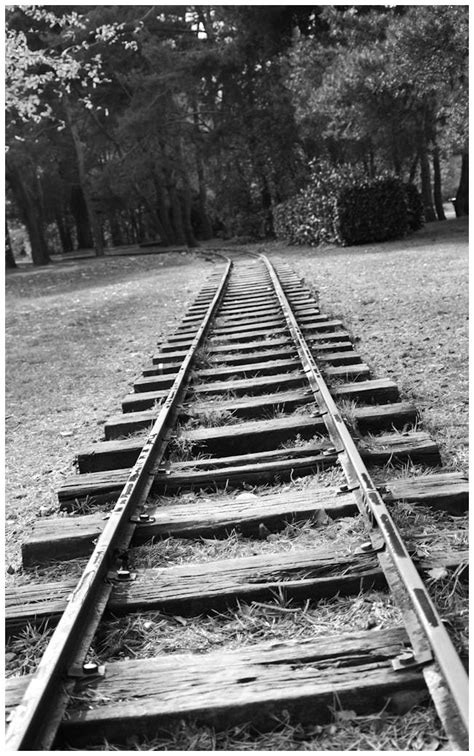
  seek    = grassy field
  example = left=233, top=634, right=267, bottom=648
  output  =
left=5, top=252, right=213, bottom=569
left=266, top=217, right=468, bottom=470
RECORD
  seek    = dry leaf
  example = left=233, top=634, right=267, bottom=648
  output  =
left=423, top=737, right=441, bottom=750
left=427, top=566, right=448, bottom=580
left=312, top=509, right=330, bottom=525
left=334, top=709, right=357, bottom=722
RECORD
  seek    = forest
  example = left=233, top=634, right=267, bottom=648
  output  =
left=5, top=4, right=469, bottom=266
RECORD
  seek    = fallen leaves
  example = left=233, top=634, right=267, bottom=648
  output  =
left=426, top=566, right=449, bottom=581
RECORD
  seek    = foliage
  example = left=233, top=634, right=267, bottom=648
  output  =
left=4, top=5, right=469, bottom=263
left=274, top=162, right=415, bottom=247
left=404, top=183, right=424, bottom=231
left=285, top=5, right=468, bottom=222
left=274, top=162, right=345, bottom=246
left=336, top=175, right=408, bottom=245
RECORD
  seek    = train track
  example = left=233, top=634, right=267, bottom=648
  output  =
left=5, top=253, right=469, bottom=750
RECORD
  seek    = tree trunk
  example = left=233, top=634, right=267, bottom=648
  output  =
left=181, top=179, right=199, bottom=248
left=195, top=156, right=213, bottom=240
left=454, top=152, right=469, bottom=216
left=131, top=180, right=166, bottom=244
left=169, top=186, right=187, bottom=245
left=432, top=144, right=446, bottom=221
left=408, top=152, right=419, bottom=183
left=70, top=186, right=92, bottom=249
left=152, top=175, right=174, bottom=245
left=55, top=213, right=74, bottom=253
left=64, top=97, right=104, bottom=256
left=418, top=135, right=436, bottom=222
left=6, top=161, right=50, bottom=265
left=192, top=104, right=213, bottom=240
left=5, top=221, right=17, bottom=269
left=129, top=211, right=139, bottom=244
left=391, top=132, right=402, bottom=176
left=109, top=213, right=125, bottom=247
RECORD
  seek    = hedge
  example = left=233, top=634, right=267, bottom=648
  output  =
left=404, top=182, right=425, bottom=231
left=273, top=162, right=424, bottom=246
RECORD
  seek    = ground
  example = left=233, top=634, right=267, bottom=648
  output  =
left=5, top=252, right=211, bottom=569
left=4, top=219, right=468, bottom=749
left=265, top=217, right=468, bottom=470
left=5, top=220, right=468, bottom=568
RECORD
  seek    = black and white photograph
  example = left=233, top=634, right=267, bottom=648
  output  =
left=5, top=3, right=468, bottom=751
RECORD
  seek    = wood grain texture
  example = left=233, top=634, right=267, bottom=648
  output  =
left=8, top=546, right=467, bottom=632
left=22, top=487, right=358, bottom=566
left=7, top=547, right=386, bottom=628
left=136, top=360, right=369, bottom=392
left=104, top=401, right=415, bottom=441
left=385, top=472, right=468, bottom=514
left=212, top=314, right=333, bottom=336
left=6, top=627, right=428, bottom=747
left=61, top=430, right=439, bottom=502
left=24, top=472, right=466, bottom=567
left=209, top=321, right=343, bottom=345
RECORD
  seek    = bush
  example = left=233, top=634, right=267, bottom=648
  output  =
left=335, top=175, right=408, bottom=245
left=274, top=162, right=423, bottom=247
left=273, top=162, right=349, bottom=246
left=404, top=182, right=424, bottom=231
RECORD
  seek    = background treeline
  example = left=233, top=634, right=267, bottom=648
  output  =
left=5, top=5, right=468, bottom=265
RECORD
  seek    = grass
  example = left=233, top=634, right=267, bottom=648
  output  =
left=129, top=514, right=370, bottom=568
left=147, top=467, right=346, bottom=509
left=184, top=406, right=238, bottom=428
left=192, top=347, right=214, bottom=369
left=335, top=398, right=361, bottom=433
left=5, top=251, right=212, bottom=571
left=84, top=706, right=447, bottom=751
left=165, top=433, right=199, bottom=462
left=89, top=588, right=400, bottom=665
left=278, top=432, right=327, bottom=449
left=265, top=218, right=468, bottom=469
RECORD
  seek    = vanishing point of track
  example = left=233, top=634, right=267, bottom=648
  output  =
left=5, top=252, right=469, bottom=750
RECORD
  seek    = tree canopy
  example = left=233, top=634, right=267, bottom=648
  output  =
left=5, top=4, right=468, bottom=265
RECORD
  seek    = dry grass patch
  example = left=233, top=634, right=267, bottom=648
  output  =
left=148, top=467, right=346, bottom=510
left=192, top=347, right=213, bottom=369
left=85, top=705, right=446, bottom=751
left=266, top=218, right=468, bottom=470
left=279, top=432, right=327, bottom=449
left=131, top=514, right=370, bottom=569
left=91, top=589, right=400, bottom=666
left=184, top=406, right=238, bottom=428
left=5, top=623, right=55, bottom=678
left=6, top=252, right=213, bottom=571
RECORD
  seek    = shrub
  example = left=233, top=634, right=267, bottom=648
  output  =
left=273, top=162, right=350, bottom=246
left=274, top=162, right=422, bottom=247
left=404, top=182, right=424, bottom=231
left=335, top=175, right=408, bottom=245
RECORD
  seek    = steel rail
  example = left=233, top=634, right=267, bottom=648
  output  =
left=6, top=260, right=232, bottom=751
left=259, top=254, right=469, bottom=744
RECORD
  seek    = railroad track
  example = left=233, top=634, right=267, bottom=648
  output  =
left=5, top=253, right=469, bottom=750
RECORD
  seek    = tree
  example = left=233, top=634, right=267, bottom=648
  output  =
left=5, top=6, right=115, bottom=259
left=5, top=221, right=17, bottom=270
left=284, top=5, right=468, bottom=220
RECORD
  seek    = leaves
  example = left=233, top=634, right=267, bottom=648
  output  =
left=334, top=709, right=357, bottom=722
left=274, top=162, right=421, bottom=247
left=426, top=566, right=449, bottom=581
